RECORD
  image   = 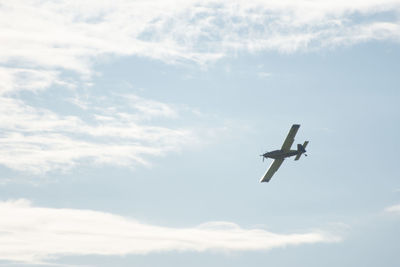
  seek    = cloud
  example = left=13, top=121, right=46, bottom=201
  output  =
left=0, top=67, right=223, bottom=175
left=257, top=72, right=272, bottom=78
left=384, top=204, right=400, bottom=213
left=0, top=93, right=199, bottom=173
left=0, top=199, right=341, bottom=264
left=1, top=0, right=400, bottom=73
left=0, top=67, right=67, bottom=95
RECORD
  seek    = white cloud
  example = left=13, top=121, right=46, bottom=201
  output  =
left=0, top=94, right=197, bottom=173
left=0, top=67, right=67, bottom=95
left=122, top=94, right=178, bottom=120
left=0, top=199, right=341, bottom=264
left=384, top=204, right=400, bottom=213
left=1, top=0, right=399, bottom=73
left=258, top=72, right=272, bottom=78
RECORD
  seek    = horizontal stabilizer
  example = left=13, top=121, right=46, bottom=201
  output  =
left=294, top=141, right=309, bottom=161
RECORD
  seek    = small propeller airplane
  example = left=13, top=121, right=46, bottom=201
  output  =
left=260, top=124, right=309, bottom=183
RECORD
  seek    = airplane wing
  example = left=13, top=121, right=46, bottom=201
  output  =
left=280, top=124, right=300, bottom=151
left=260, top=159, right=284, bottom=183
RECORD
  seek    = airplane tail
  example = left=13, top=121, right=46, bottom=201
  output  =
left=294, top=141, right=308, bottom=160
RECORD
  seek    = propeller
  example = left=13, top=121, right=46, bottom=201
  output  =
left=260, top=151, right=267, bottom=162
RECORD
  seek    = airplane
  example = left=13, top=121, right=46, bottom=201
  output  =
left=260, top=124, right=308, bottom=183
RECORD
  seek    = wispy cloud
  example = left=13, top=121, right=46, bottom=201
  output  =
left=0, top=66, right=227, bottom=174
left=0, top=67, right=66, bottom=95
left=257, top=72, right=272, bottom=78
left=384, top=203, right=400, bottom=213
left=0, top=199, right=341, bottom=265
left=1, top=0, right=400, bottom=73
left=0, top=93, right=198, bottom=173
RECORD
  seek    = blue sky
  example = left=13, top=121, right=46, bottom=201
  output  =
left=0, top=0, right=399, bottom=266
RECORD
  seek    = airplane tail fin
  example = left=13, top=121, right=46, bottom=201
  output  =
left=294, top=141, right=308, bottom=160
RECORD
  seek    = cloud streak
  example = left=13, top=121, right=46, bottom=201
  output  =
left=384, top=203, right=400, bottom=213
left=0, top=199, right=341, bottom=264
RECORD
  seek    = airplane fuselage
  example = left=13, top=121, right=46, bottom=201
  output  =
left=263, top=149, right=299, bottom=160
